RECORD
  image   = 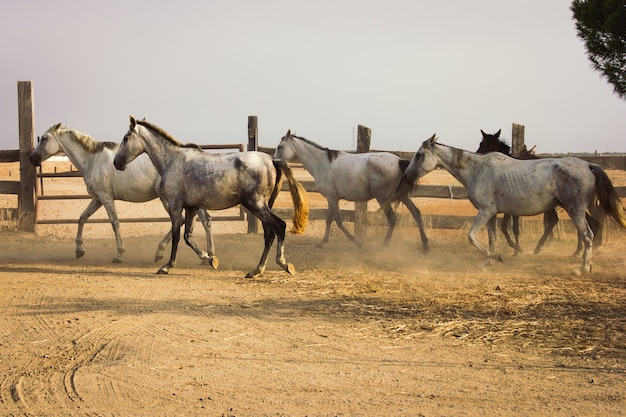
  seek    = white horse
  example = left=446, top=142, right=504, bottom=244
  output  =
left=274, top=130, right=430, bottom=251
left=30, top=123, right=215, bottom=264
left=391, top=135, right=626, bottom=274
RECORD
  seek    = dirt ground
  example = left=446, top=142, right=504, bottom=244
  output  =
left=0, top=165, right=625, bottom=416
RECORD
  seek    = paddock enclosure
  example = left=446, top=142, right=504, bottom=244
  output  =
left=0, top=83, right=625, bottom=415
left=1, top=157, right=625, bottom=415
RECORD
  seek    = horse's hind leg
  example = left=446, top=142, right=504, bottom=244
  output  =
left=567, top=209, right=594, bottom=274
left=181, top=208, right=218, bottom=269
left=76, top=199, right=103, bottom=259
left=401, top=196, right=430, bottom=252
left=245, top=206, right=293, bottom=278
left=575, top=212, right=601, bottom=257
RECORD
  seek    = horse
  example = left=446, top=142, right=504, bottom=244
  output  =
left=391, top=134, right=626, bottom=274
left=273, top=130, right=430, bottom=251
left=30, top=123, right=215, bottom=264
left=476, top=129, right=558, bottom=255
left=113, top=116, right=309, bottom=278
left=477, top=129, right=603, bottom=256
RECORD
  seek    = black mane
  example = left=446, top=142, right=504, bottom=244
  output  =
left=291, top=134, right=340, bottom=162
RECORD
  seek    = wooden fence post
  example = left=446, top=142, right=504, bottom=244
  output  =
left=17, top=81, right=36, bottom=232
left=247, top=115, right=259, bottom=234
left=511, top=123, right=525, bottom=158
left=355, top=125, right=371, bottom=241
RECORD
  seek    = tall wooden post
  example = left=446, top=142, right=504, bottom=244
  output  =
left=354, top=125, right=371, bottom=241
left=246, top=116, right=258, bottom=233
left=511, top=123, right=525, bottom=158
left=17, top=81, right=36, bottom=232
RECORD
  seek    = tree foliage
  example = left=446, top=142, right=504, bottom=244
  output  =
left=571, top=0, right=626, bottom=99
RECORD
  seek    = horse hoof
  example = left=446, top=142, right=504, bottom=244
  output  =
left=202, top=256, right=219, bottom=269
left=496, top=254, right=504, bottom=263
left=283, top=262, right=296, bottom=275
left=423, top=245, right=431, bottom=254
left=154, top=255, right=163, bottom=262
left=157, top=268, right=169, bottom=274
left=112, top=258, right=123, bottom=264
left=76, top=250, right=85, bottom=259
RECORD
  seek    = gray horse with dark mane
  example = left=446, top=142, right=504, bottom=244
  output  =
left=114, top=117, right=309, bottom=278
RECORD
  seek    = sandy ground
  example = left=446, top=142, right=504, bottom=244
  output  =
left=0, top=165, right=625, bottom=416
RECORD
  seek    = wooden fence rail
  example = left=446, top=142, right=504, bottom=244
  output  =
left=2, top=81, right=625, bottom=234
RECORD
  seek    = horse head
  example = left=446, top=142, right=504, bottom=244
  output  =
left=403, top=134, right=438, bottom=185
left=114, top=116, right=144, bottom=171
left=273, top=130, right=298, bottom=163
left=477, top=129, right=509, bottom=155
left=30, top=122, right=64, bottom=165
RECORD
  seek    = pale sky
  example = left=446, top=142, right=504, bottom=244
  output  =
left=1, top=0, right=625, bottom=154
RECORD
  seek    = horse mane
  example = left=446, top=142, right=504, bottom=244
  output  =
left=291, top=134, right=340, bottom=162
left=65, top=128, right=117, bottom=153
left=137, top=120, right=201, bottom=149
left=435, top=142, right=465, bottom=169
left=452, top=147, right=465, bottom=169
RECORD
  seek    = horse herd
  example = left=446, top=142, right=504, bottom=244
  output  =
left=30, top=117, right=626, bottom=276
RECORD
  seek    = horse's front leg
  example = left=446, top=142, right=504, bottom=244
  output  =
left=487, top=215, right=498, bottom=255
left=330, top=200, right=360, bottom=247
left=534, top=208, right=559, bottom=254
left=468, top=211, right=502, bottom=263
left=500, top=214, right=516, bottom=250
left=511, top=215, right=523, bottom=255
left=158, top=205, right=184, bottom=274
left=101, top=200, right=125, bottom=263
left=182, top=208, right=218, bottom=269
left=379, top=201, right=397, bottom=247
left=76, top=199, right=103, bottom=259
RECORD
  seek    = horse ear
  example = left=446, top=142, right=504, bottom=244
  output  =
left=129, top=115, right=137, bottom=129
left=52, top=122, right=62, bottom=130
left=285, top=129, right=291, bottom=137
left=426, top=134, right=437, bottom=146
left=480, top=129, right=487, bottom=137
left=528, top=145, right=537, bottom=155
left=495, top=129, right=501, bottom=138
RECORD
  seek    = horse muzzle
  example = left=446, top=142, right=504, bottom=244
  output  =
left=29, top=153, right=42, bottom=166
left=113, top=157, right=127, bottom=171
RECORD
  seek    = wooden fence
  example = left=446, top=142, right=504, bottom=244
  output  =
left=2, top=81, right=625, bottom=235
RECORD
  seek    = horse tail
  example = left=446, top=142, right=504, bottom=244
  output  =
left=590, top=164, right=626, bottom=229
left=272, top=159, right=309, bottom=234
left=380, top=159, right=414, bottom=212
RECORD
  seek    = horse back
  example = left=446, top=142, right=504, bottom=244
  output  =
left=179, top=151, right=277, bottom=209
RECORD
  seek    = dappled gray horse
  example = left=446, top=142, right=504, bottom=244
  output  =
left=477, top=129, right=603, bottom=256
left=114, top=117, right=309, bottom=278
left=391, top=135, right=626, bottom=274
left=30, top=123, right=214, bottom=263
left=274, top=130, right=430, bottom=251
